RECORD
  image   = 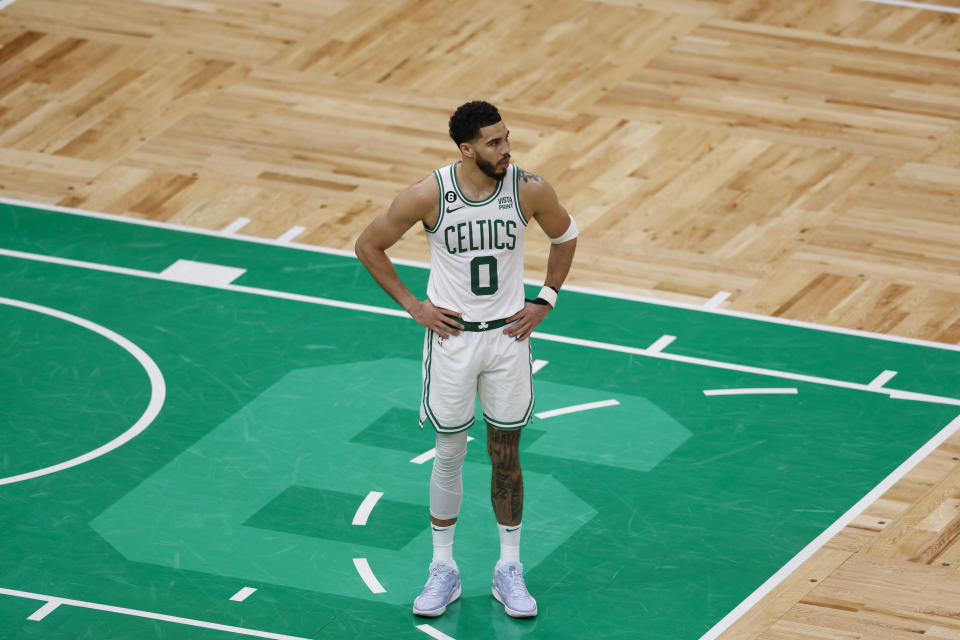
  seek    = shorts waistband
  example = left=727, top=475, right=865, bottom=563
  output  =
left=447, top=316, right=511, bottom=332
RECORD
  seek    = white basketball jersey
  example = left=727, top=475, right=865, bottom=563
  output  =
left=425, top=163, right=528, bottom=322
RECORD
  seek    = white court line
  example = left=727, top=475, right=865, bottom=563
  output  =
left=276, top=226, right=306, bottom=243
left=27, top=600, right=61, bottom=621
left=889, top=390, right=960, bottom=404
left=352, top=558, right=386, bottom=594
left=352, top=491, right=384, bottom=526
left=698, top=412, right=960, bottom=640
left=222, top=217, right=251, bottom=234
left=229, top=587, right=257, bottom=602
left=869, top=369, right=898, bottom=389
left=0, top=248, right=408, bottom=320
left=529, top=330, right=960, bottom=407
left=646, top=334, right=676, bottom=354
left=411, top=437, right=475, bottom=464
left=703, top=291, right=731, bottom=309
left=4, top=248, right=960, bottom=409
left=703, top=388, right=798, bottom=397
left=3, top=195, right=960, bottom=354
left=410, top=449, right=438, bottom=465
left=0, top=586, right=314, bottom=640
left=0, top=297, right=166, bottom=486
left=532, top=359, right=549, bottom=374
left=861, top=0, right=960, bottom=14
left=416, top=623, right=458, bottom=640
left=0, top=197, right=949, bottom=352
left=0, top=0, right=17, bottom=9
left=535, top=399, right=620, bottom=419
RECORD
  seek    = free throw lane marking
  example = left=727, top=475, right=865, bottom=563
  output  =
left=410, top=449, right=438, bottom=465
left=276, top=226, right=306, bottom=243
left=353, top=558, right=386, bottom=594
left=416, top=624, right=457, bottom=640
left=223, top=217, right=251, bottom=234
left=535, top=399, right=620, bottom=420
left=646, top=334, right=676, bottom=354
left=0, top=586, right=314, bottom=640
left=161, top=259, right=247, bottom=286
left=229, top=587, right=257, bottom=602
left=869, top=370, right=898, bottom=389
left=703, top=291, right=731, bottom=309
left=27, top=600, right=61, bottom=621
left=703, top=388, right=798, bottom=397
left=0, top=297, right=167, bottom=486
left=352, top=491, right=384, bottom=526
left=412, top=437, right=475, bottom=464
left=532, top=359, right=549, bottom=374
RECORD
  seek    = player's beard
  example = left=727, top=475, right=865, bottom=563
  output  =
left=476, top=153, right=509, bottom=180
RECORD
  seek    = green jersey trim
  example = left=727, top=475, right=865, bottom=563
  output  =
left=450, top=162, right=504, bottom=206
left=421, top=414, right=476, bottom=434
left=424, top=169, right=444, bottom=234
left=513, top=166, right=529, bottom=227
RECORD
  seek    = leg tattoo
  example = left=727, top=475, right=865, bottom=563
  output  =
left=487, top=423, right=523, bottom=526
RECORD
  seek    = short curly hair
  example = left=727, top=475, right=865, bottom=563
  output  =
left=449, top=101, right=502, bottom=146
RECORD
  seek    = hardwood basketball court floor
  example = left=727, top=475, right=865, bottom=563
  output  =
left=1, top=0, right=960, bottom=639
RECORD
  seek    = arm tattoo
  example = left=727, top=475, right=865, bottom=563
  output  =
left=517, top=168, right=542, bottom=183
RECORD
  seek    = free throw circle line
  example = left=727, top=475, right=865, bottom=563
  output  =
left=0, top=297, right=166, bottom=486
left=352, top=491, right=384, bottom=526
left=353, top=558, right=386, bottom=594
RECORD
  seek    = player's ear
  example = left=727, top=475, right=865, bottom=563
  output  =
left=459, top=141, right=474, bottom=158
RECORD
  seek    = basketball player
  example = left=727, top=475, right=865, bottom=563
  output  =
left=354, top=101, right=578, bottom=618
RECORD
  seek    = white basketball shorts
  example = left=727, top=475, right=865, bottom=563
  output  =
left=419, top=325, right=534, bottom=433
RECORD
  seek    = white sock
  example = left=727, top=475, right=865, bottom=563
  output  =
left=432, top=523, right=456, bottom=566
left=497, top=522, right=521, bottom=565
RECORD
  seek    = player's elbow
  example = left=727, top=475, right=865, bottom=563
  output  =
left=354, top=231, right=385, bottom=267
left=354, top=232, right=372, bottom=263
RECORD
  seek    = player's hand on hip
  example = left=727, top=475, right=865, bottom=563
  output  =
left=410, top=299, right=463, bottom=339
left=504, top=301, right=550, bottom=342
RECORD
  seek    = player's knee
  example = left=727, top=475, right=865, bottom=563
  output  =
left=486, top=425, right=521, bottom=471
left=433, top=430, right=468, bottom=473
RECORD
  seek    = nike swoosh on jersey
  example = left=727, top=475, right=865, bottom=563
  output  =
left=446, top=205, right=465, bottom=213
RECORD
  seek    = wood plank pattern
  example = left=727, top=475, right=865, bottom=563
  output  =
left=1, top=0, right=959, bottom=638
